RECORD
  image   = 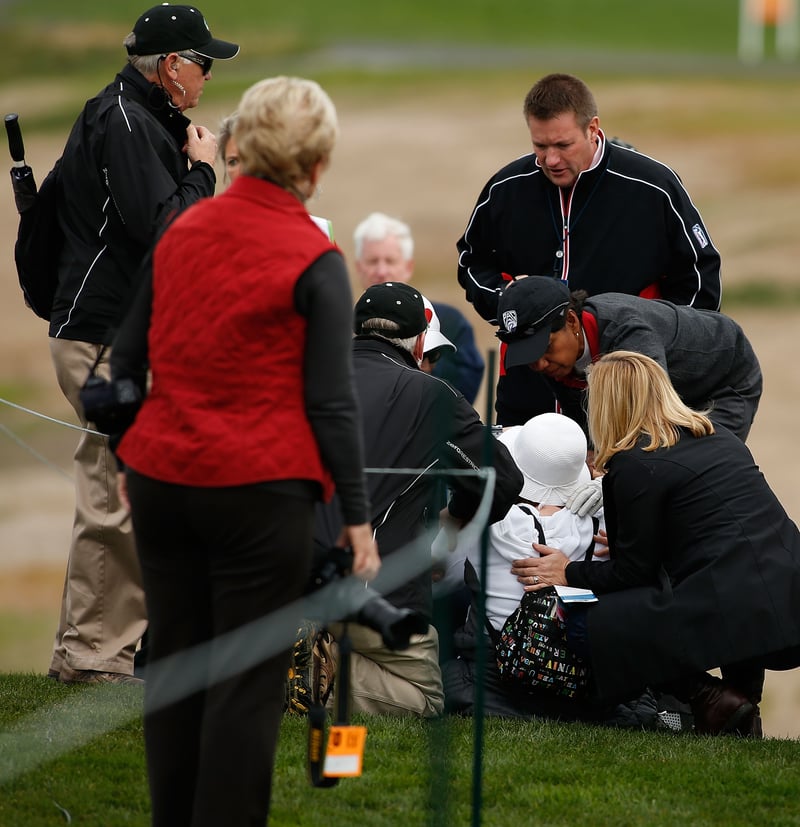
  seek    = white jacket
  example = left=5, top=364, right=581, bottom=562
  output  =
left=436, top=503, right=604, bottom=631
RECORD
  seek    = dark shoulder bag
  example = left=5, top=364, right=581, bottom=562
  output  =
left=14, top=158, right=64, bottom=321
left=494, top=508, right=596, bottom=700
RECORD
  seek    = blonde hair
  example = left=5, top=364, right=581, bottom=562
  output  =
left=234, top=76, right=338, bottom=201
left=588, top=351, right=714, bottom=472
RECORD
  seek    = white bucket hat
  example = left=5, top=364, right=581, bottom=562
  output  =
left=513, top=413, right=590, bottom=506
left=495, top=425, right=522, bottom=454
left=421, top=295, right=457, bottom=356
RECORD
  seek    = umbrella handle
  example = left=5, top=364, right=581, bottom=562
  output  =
left=4, top=113, right=25, bottom=165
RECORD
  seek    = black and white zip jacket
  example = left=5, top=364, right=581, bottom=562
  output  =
left=457, top=131, right=722, bottom=323
left=49, top=63, right=216, bottom=343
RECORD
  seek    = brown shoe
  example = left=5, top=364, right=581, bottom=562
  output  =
left=691, top=677, right=754, bottom=735
left=59, top=666, right=144, bottom=686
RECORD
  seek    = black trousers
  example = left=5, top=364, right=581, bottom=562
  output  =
left=126, top=471, right=315, bottom=827
left=568, top=604, right=800, bottom=706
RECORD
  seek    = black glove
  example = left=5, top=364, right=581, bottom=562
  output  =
left=79, top=374, right=142, bottom=446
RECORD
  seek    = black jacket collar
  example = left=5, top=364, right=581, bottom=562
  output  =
left=353, top=334, right=420, bottom=370
left=113, top=63, right=191, bottom=147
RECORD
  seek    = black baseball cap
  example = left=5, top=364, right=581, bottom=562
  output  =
left=354, top=283, right=427, bottom=338
left=496, top=276, right=571, bottom=369
left=127, top=4, right=240, bottom=59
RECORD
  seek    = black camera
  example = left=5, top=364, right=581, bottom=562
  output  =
left=308, top=546, right=428, bottom=651
left=79, top=374, right=142, bottom=437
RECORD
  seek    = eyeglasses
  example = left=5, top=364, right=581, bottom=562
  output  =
left=181, top=51, right=213, bottom=75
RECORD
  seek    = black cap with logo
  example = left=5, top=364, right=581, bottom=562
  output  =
left=496, top=276, right=571, bottom=369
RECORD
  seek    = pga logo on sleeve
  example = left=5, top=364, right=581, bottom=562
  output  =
left=692, top=223, right=709, bottom=249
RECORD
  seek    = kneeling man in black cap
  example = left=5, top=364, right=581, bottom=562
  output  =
left=317, top=282, right=523, bottom=717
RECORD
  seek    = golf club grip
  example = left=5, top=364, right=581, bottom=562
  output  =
left=4, top=113, right=25, bottom=163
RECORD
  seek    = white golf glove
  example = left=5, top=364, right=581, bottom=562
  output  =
left=565, top=478, right=603, bottom=517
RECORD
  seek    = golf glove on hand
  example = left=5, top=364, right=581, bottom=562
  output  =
left=565, top=478, right=603, bottom=517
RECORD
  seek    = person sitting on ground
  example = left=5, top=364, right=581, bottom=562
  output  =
left=439, top=413, right=657, bottom=727
left=466, top=413, right=604, bottom=632
left=354, top=211, right=485, bottom=404
left=315, top=281, right=523, bottom=718
left=515, top=351, right=800, bottom=738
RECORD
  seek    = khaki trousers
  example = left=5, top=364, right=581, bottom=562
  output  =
left=329, top=622, right=445, bottom=718
left=48, top=338, right=146, bottom=676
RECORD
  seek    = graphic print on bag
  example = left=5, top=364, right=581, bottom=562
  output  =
left=493, top=508, right=596, bottom=700
left=495, top=587, right=590, bottom=699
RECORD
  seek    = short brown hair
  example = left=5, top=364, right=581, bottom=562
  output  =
left=523, top=73, right=598, bottom=130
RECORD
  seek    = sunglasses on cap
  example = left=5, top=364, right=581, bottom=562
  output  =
left=181, top=51, right=214, bottom=74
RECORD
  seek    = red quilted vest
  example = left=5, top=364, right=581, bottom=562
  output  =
left=118, top=176, right=336, bottom=496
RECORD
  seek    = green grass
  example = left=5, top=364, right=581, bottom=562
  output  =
left=1, top=0, right=746, bottom=54
left=1, top=674, right=800, bottom=826
left=0, top=615, right=57, bottom=674
left=2, top=0, right=798, bottom=132
left=2, top=0, right=795, bottom=99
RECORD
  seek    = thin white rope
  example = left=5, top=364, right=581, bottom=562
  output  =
left=0, top=395, right=103, bottom=481
left=0, top=396, right=102, bottom=436
left=0, top=423, right=73, bottom=482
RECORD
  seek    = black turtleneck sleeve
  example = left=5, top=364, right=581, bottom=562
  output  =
left=294, top=250, right=370, bottom=525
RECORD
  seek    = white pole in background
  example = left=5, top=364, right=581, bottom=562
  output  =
left=739, top=0, right=765, bottom=63
left=775, top=0, right=799, bottom=59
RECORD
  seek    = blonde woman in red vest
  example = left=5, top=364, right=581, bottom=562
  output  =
left=109, top=76, right=379, bottom=827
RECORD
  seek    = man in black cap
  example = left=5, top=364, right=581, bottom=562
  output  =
left=496, top=276, right=762, bottom=443
left=316, top=282, right=522, bottom=717
left=47, top=5, right=239, bottom=685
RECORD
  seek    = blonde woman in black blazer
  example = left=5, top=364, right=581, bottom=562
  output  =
left=514, top=351, right=800, bottom=738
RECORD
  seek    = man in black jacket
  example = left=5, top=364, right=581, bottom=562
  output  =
left=47, top=4, right=239, bottom=685
left=456, top=73, right=722, bottom=426
left=353, top=211, right=486, bottom=404
left=318, top=282, right=522, bottom=716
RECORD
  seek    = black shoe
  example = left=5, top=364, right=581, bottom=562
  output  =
left=734, top=706, right=763, bottom=739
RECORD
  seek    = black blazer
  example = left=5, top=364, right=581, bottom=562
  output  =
left=566, top=425, right=800, bottom=699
